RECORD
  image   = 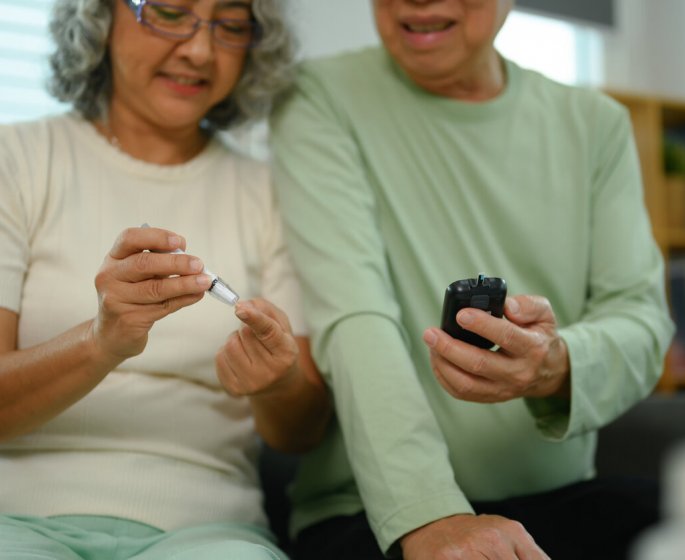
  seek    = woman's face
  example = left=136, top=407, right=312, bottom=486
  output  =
left=108, top=0, right=252, bottom=133
left=373, top=0, right=512, bottom=87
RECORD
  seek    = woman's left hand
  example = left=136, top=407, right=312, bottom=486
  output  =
left=215, top=298, right=299, bottom=397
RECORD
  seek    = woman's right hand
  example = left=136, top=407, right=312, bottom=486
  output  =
left=0, top=226, right=210, bottom=441
left=90, top=226, right=211, bottom=361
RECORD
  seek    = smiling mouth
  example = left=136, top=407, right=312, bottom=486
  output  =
left=403, top=21, right=455, bottom=33
left=164, top=74, right=208, bottom=86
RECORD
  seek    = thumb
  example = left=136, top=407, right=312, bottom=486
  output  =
left=505, top=295, right=554, bottom=326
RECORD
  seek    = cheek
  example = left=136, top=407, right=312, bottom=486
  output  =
left=215, top=56, right=247, bottom=98
left=373, top=7, right=396, bottom=43
left=463, top=12, right=500, bottom=45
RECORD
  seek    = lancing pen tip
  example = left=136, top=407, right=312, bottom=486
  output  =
left=208, top=278, right=240, bottom=306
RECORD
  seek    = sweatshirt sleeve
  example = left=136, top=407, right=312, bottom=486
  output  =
left=527, top=100, right=675, bottom=439
left=271, top=65, right=470, bottom=553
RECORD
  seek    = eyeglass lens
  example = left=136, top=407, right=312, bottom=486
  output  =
left=141, top=1, right=258, bottom=47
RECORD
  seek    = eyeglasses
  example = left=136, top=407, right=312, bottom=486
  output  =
left=125, top=0, right=261, bottom=49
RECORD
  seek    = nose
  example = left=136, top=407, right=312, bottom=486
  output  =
left=176, top=22, right=215, bottom=65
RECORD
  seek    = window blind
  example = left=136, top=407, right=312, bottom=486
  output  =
left=0, top=0, right=66, bottom=124
left=516, top=0, right=615, bottom=27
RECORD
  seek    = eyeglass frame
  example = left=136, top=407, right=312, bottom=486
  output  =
left=124, top=0, right=262, bottom=49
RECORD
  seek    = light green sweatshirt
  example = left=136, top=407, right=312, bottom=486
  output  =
left=271, top=47, right=674, bottom=554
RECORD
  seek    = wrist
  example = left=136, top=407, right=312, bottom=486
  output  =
left=83, top=318, right=126, bottom=373
left=249, top=364, right=305, bottom=404
left=544, top=336, right=571, bottom=398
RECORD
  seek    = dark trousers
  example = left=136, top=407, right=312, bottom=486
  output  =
left=293, top=476, right=659, bottom=560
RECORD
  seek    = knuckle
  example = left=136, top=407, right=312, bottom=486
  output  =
left=115, top=229, right=131, bottom=247
left=147, top=278, right=165, bottom=300
left=470, top=353, right=488, bottom=375
left=240, top=325, right=255, bottom=340
left=225, top=334, right=243, bottom=356
left=279, top=346, right=298, bottom=369
left=528, top=331, right=549, bottom=359
left=453, top=376, right=473, bottom=399
left=476, top=526, right=502, bottom=545
left=537, top=295, right=552, bottom=309
left=500, top=323, right=517, bottom=347
left=172, top=253, right=190, bottom=269
left=98, top=291, right=115, bottom=313
left=533, top=295, right=552, bottom=316
left=133, top=251, right=152, bottom=273
left=503, top=518, right=529, bottom=539
left=258, top=323, right=279, bottom=344
left=123, top=226, right=138, bottom=240
left=94, top=270, right=108, bottom=291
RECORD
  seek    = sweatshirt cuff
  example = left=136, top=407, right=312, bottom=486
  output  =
left=376, top=492, right=474, bottom=557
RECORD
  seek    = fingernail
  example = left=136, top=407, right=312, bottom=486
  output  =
left=235, top=304, right=248, bottom=321
left=458, top=310, right=474, bottom=325
left=507, top=298, right=520, bottom=314
left=423, top=329, right=437, bottom=347
left=189, top=258, right=203, bottom=272
left=196, top=274, right=211, bottom=288
left=168, top=235, right=181, bottom=249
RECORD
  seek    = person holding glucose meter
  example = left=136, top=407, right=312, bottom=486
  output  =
left=270, top=0, right=675, bottom=559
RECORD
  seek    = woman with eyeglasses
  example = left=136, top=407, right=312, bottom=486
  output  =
left=0, top=1, right=331, bottom=559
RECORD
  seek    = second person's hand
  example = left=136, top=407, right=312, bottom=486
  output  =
left=401, top=513, right=550, bottom=560
left=423, top=295, right=570, bottom=403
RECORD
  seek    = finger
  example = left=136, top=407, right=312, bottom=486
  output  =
left=130, top=273, right=212, bottom=304
left=135, top=291, right=205, bottom=324
left=425, top=327, right=516, bottom=385
left=430, top=350, right=503, bottom=403
left=109, top=227, right=187, bottom=260
left=514, top=538, right=551, bottom=560
left=455, top=308, right=522, bottom=353
left=504, top=295, right=553, bottom=327
left=215, top=338, right=246, bottom=396
left=234, top=301, right=285, bottom=351
left=425, top=326, right=506, bottom=376
left=115, top=251, right=205, bottom=283
left=246, top=297, right=293, bottom=333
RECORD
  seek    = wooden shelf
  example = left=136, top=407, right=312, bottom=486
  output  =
left=607, top=90, right=685, bottom=392
left=669, top=230, right=685, bottom=249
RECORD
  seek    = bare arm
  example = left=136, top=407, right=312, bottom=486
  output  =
left=0, top=308, right=119, bottom=441
left=0, top=227, right=209, bottom=442
left=215, top=298, right=332, bottom=453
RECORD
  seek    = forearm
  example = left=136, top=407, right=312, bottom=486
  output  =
left=249, top=336, right=331, bottom=453
left=328, top=315, right=471, bottom=552
left=0, top=318, right=121, bottom=441
left=529, top=271, right=674, bottom=439
left=249, top=371, right=331, bottom=454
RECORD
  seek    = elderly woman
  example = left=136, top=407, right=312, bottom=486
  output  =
left=0, top=1, right=330, bottom=559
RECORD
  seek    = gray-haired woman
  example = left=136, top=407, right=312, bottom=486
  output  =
left=0, top=1, right=330, bottom=558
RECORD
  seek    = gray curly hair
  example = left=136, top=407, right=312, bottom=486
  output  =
left=47, top=0, right=296, bottom=130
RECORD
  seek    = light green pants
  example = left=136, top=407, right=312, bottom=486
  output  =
left=0, top=515, right=288, bottom=560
